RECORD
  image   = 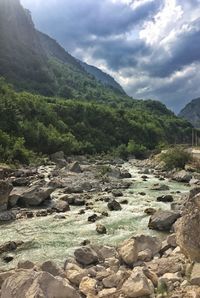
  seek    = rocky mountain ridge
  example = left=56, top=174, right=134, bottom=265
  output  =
left=179, top=97, right=200, bottom=128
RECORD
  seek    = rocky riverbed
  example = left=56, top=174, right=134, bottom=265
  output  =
left=0, top=155, right=200, bottom=297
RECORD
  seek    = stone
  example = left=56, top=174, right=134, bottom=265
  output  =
left=102, top=271, right=128, bottom=288
left=52, top=200, right=70, bottom=212
left=17, top=260, right=35, bottom=269
left=157, top=195, right=174, bottom=202
left=121, top=267, right=154, bottom=298
left=3, top=254, right=14, bottom=263
left=1, top=270, right=81, bottom=298
left=144, top=207, right=156, bottom=215
left=148, top=210, right=180, bottom=231
left=65, top=263, right=87, bottom=286
left=120, top=170, right=132, bottom=178
left=176, top=191, right=200, bottom=262
left=118, top=238, right=138, bottom=266
left=0, top=271, right=15, bottom=287
left=15, top=185, right=54, bottom=206
left=88, top=214, right=98, bottom=222
left=151, top=183, right=170, bottom=191
left=69, top=162, right=82, bottom=173
left=0, top=211, right=16, bottom=222
left=0, top=240, right=24, bottom=254
left=79, top=276, right=97, bottom=296
left=98, top=288, right=118, bottom=298
left=0, top=180, right=13, bottom=211
left=167, top=233, right=177, bottom=247
left=74, top=246, right=98, bottom=266
left=40, top=260, right=65, bottom=277
left=96, top=224, right=107, bottom=234
left=107, top=167, right=122, bottom=179
left=111, top=190, right=123, bottom=197
left=190, top=263, right=200, bottom=286
left=172, top=170, right=192, bottom=183
left=107, top=200, right=122, bottom=211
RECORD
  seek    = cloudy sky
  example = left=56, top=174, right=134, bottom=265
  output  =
left=21, top=0, right=200, bottom=112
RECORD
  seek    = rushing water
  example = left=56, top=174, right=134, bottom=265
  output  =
left=0, top=163, right=190, bottom=269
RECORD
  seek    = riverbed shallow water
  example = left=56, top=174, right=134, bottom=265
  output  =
left=0, top=163, right=190, bottom=269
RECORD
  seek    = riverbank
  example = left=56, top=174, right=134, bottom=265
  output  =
left=0, top=155, right=199, bottom=297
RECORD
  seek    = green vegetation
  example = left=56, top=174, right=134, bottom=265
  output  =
left=160, top=147, right=193, bottom=170
left=0, top=78, right=192, bottom=164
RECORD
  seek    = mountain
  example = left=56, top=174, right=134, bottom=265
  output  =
left=79, top=61, right=125, bottom=94
left=0, top=0, right=127, bottom=101
left=0, top=0, right=193, bottom=164
left=179, top=98, right=200, bottom=128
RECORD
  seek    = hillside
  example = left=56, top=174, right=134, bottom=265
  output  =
left=179, top=98, right=200, bottom=128
left=79, top=61, right=125, bottom=94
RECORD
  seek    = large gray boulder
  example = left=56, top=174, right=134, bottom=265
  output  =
left=172, top=170, right=192, bottom=183
left=148, top=210, right=180, bottom=231
left=10, top=185, right=54, bottom=207
left=176, top=188, right=200, bottom=261
left=1, top=270, right=81, bottom=298
left=74, top=246, right=98, bottom=266
left=0, top=180, right=13, bottom=211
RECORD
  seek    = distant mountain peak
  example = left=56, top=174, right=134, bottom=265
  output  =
left=179, top=97, right=200, bottom=128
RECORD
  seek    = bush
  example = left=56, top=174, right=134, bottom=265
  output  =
left=160, top=147, right=192, bottom=170
left=127, top=140, right=147, bottom=159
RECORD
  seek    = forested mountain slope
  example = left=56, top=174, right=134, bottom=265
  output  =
left=179, top=98, right=200, bottom=128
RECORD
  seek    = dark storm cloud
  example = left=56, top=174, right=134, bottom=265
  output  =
left=21, top=0, right=200, bottom=112
left=144, top=18, right=200, bottom=78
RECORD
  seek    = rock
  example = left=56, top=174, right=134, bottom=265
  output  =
left=16, top=185, right=54, bottom=206
left=151, top=183, right=170, bottom=191
left=107, top=200, right=122, bottom=211
left=0, top=271, right=15, bottom=288
left=53, top=214, right=66, bottom=219
left=50, top=151, right=67, bottom=167
left=1, top=270, right=81, bottom=298
left=69, top=162, right=82, bottom=173
left=118, top=238, right=138, bottom=266
left=190, top=263, right=200, bottom=286
left=176, top=190, right=200, bottom=261
left=107, top=167, right=122, bottom=179
left=12, top=177, right=30, bottom=187
left=120, top=199, right=128, bottom=204
left=118, top=235, right=161, bottom=266
left=98, top=288, right=118, bottom=298
left=88, top=214, right=98, bottom=222
left=148, top=210, right=180, bottom=231
left=74, top=246, right=98, bottom=266
left=167, top=233, right=177, bottom=247
left=102, top=271, right=127, bottom=288
left=121, top=267, right=154, bottom=298
left=52, top=200, right=70, bottom=212
left=157, top=195, right=174, bottom=202
left=120, top=170, right=132, bottom=178
left=65, top=263, right=87, bottom=286
left=79, top=276, right=97, bottom=296
left=40, top=260, right=65, bottom=277
left=144, top=207, right=156, bottom=215
left=0, top=241, right=23, bottom=254
left=0, top=180, right=13, bottom=211
left=17, top=260, right=35, bottom=269
left=0, top=211, right=16, bottom=222
left=96, top=224, right=107, bottom=234
left=3, top=254, right=14, bottom=263
left=172, top=170, right=192, bottom=183
left=111, top=190, right=123, bottom=197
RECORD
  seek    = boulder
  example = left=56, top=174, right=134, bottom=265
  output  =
left=52, top=200, right=70, bottom=213
left=1, top=270, right=81, bottom=298
left=17, top=260, right=35, bottom=269
left=65, top=263, right=87, bottom=286
left=176, top=190, right=200, bottom=261
left=0, top=211, right=16, bottom=222
left=96, top=224, right=107, bottom=234
left=157, top=195, right=174, bottom=202
left=121, top=267, right=154, bottom=297
left=0, top=180, right=13, bottom=211
left=148, top=210, right=180, bottom=231
left=40, top=260, right=65, bottom=277
left=79, top=276, right=97, bottom=296
left=144, top=208, right=156, bottom=215
left=69, top=162, right=82, bottom=173
left=172, top=170, right=192, bottom=183
left=50, top=151, right=67, bottom=167
left=120, top=170, right=132, bottom=179
left=74, top=246, right=98, bottom=266
left=16, top=185, right=54, bottom=206
left=107, top=200, right=122, bottom=211
left=111, top=190, right=123, bottom=197
left=107, top=166, right=122, bottom=179
left=0, top=241, right=23, bottom=254
left=190, top=263, right=200, bottom=286
left=151, top=184, right=170, bottom=191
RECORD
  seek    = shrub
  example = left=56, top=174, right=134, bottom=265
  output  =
left=160, top=147, right=192, bottom=170
left=127, top=140, right=147, bottom=159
